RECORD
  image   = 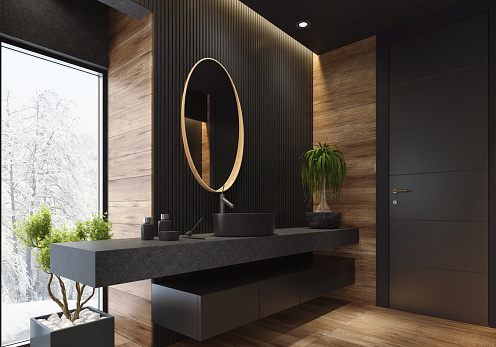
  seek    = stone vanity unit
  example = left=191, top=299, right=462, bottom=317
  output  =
left=51, top=227, right=358, bottom=344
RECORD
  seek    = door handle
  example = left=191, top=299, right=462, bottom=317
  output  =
left=392, top=189, right=409, bottom=194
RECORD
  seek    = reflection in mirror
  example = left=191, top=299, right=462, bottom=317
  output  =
left=182, top=59, right=243, bottom=192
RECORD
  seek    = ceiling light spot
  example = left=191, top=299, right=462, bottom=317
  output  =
left=297, top=20, right=310, bottom=29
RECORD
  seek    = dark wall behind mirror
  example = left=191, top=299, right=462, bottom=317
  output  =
left=184, top=59, right=239, bottom=190
left=137, top=0, right=312, bottom=240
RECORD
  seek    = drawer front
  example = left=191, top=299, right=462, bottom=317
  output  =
left=199, top=283, right=259, bottom=341
left=152, top=284, right=198, bottom=340
left=260, top=272, right=301, bottom=318
left=301, top=256, right=355, bottom=303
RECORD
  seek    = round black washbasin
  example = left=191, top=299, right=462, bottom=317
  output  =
left=212, top=213, right=275, bottom=237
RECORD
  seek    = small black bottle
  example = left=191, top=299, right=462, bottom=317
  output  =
left=141, top=217, right=154, bottom=240
left=158, top=214, right=172, bottom=232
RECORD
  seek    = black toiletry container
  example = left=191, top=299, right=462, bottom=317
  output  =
left=159, top=230, right=179, bottom=241
left=141, top=217, right=154, bottom=240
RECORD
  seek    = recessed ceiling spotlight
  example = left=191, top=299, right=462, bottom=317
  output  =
left=297, top=20, right=310, bottom=29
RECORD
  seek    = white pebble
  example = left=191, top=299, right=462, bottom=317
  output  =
left=61, top=321, right=73, bottom=329
left=47, top=313, right=60, bottom=322
left=41, top=321, right=54, bottom=329
left=88, top=313, right=100, bottom=320
left=41, top=309, right=107, bottom=329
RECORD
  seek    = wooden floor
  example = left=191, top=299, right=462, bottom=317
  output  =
left=112, top=287, right=496, bottom=347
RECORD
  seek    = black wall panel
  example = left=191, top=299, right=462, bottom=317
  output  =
left=145, top=0, right=313, bottom=235
left=131, top=0, right=313, bottom=344
left=0, top=0, right=109, bottom=68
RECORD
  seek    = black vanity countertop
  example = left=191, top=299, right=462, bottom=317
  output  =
left=50, top=227, right=358, bottom=287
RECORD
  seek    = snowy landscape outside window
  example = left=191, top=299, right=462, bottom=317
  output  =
left=1, top=42, right=104, bottom=346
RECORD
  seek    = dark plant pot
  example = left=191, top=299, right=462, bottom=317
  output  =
left=30, top=306, right=114, bottom=347
left=306, top=212, right=341, bottom=229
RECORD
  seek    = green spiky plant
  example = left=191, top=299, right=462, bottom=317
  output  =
left=13, top=205, right=112, bottom=322
left=301, top=142, right=347, bottom=212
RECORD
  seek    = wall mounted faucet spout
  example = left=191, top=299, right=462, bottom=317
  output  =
left=219, top=191, right=234, bottom=214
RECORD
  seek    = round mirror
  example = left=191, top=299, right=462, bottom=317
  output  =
left=181, top=58, right=244, bottom=192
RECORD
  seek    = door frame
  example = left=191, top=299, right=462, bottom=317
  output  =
left=376, top=0, right=496, bottom=328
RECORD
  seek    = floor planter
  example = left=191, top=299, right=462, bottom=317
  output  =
left=30, top=306, right=114, bottom=347
left=306, top=212, right=341, bottom=229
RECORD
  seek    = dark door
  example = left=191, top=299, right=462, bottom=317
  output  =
left=388, top=12, right=489, bottom=325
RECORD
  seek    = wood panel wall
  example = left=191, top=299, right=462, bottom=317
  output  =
left=108, top=8, right=153, bottom=346
left=313, top=37, right=377, bottom=305
left=108, top=8, right=153, bottom=238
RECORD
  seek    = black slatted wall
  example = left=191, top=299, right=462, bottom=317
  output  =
left=137, top=0, right=313, bottom=235
left=132, top=0, right=313, bottom=345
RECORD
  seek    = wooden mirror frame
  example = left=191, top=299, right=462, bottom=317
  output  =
left=180, top=58, right=244, bottom=193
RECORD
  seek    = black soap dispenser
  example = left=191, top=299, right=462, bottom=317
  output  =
left=141, top=217, right=154, bottom=240
left=158, top=214, right=172, bottom=232
left=158, top=214, right=179, bottom=241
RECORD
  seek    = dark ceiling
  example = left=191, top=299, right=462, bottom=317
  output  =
left=238, top=0, right=470, bottom=54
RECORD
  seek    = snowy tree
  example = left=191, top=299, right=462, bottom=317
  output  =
left=2, top=89, right=99, bottom=306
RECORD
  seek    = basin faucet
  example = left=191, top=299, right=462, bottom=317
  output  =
left=219, top=187, right=234, bottom=214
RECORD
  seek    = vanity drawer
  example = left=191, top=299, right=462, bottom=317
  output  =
left=152, top=281, right=259, bottom=341
left=260, top=272, right=301, bottom=318
left=152, top=284, right=199, bottom=339
left=200, top=282, right=259, bottom=340
left=301, top=255, right=355, bottom=302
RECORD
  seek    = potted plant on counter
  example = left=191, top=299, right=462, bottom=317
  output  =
left=301, top=141, right=347, bottom=228
left=13, top=205, right=114, bottom=347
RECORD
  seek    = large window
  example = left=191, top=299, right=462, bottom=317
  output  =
left=1, top=42, right=104, bottom=346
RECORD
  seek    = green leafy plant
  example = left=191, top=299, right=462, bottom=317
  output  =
left=301, top=141, right=347, bottom=212
left=13, top=205, right=112, bottom=322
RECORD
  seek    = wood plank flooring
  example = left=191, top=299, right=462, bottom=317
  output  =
left=114, top=294, right=496, bottom=347
left=170, top=296, right=496, bottom=347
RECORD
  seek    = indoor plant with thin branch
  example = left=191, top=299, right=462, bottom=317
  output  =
left=14, top=205, right=113, bottom=325
left=301, top=141, right=346, bottom=228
